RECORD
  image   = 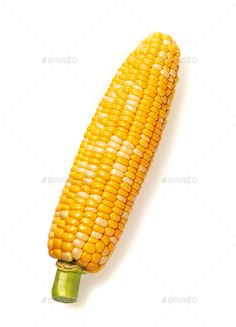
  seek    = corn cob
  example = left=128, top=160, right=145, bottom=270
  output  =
left=48, top=32, right=180, bottom=302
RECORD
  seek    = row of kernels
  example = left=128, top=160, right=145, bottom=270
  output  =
left=78, top=128, right=138, bottom=265
left=124, top=56, right=176, bottom=205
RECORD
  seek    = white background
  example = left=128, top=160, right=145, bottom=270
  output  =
left=0, top=0, right=235, bottom=326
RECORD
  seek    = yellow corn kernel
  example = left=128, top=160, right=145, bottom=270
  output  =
left=61, top=242, right=73, bottom=252
left=48, top=239, right=53, bottom=250
left=110, top=213, right=121, bottom=222
left=97, top=212, right=110, bottom=220
left=78, top=224, right=92, bottom=235
left=98, top=203, right=112, bottom=214
left=102, top=235, right=110, bottom=246
left=79, top=252, right=91, bottom=263
left=65, top=217, right=79, bottom=226
left=54, top=228, right=63, bottom=238
left=108, top=220, right=118, bottom=229
left=48, top=231, right=54, bottom=239
left=88, top=236, right=99, bottom=243
left=86, top=263, right=99, bottom=272
left=108, top=242, right=115, bottom=251
left=115, top=229, right=122, bottom=238
left=112, top=207, right=123, bottom=215
left=83, top=242, right=96, bottom=254
left=105, top=227, right=115, bottom=237
left=84, top=211, right=97, bottom=220
left=95, top=241, right=105, bottom=253
left=53, top=249, right=62, bottom=259
left=102, top=192, right=117, bottom=202
left=93, top=224, right=105, bottom=234
left=91, top=252, right=101, bottom=263
left=62, top=232, right=74, bottom=242
left=69, top=211, right=83, bottom=219
left=80, top=218, right=94, bottom=228
left=53, top=238, right=62, bottom=249
left=64, top=225, right=77, bottom=234
left=104, top=185, right=118, bottom=195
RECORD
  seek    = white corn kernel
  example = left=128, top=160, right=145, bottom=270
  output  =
left=126, top=99, right=138, bottom=107
left=59, top=210, right=69, bottom=218
left=76, top=232, right=89, bottom=241
left=161, top=69, right=169, bottom=78
left=123, top=177, right=133, bottom=185
left=106, top=147, right=117, bottom=154
left=83, top=178, right=93, bottom=185
left=123, top=140, right=135, bottom=149
left=95, top=217, right=108, bottom=227
left=128, top=94, right=141, bottom=102
left=78, top=161, right=87, bottom=167
left=73, top=239, right=85, bottom=248
left=84, top=170, right=95, bottom=178
left=93, top=146, right=105, bottom=153
left=138, top=165, right=147, bottom=173
left=62, top=252, right=73, bottom=262
left=113, top=163, right=127, bottom=172
left=122, top=211, right=129, bottom=219
left=72, top=248, right=82, bottom=260
left=108, top=141, right=120, bottom=150
left=120, top=146, right=133, bottom=155
left=96, top=121, right=106, bottom=129
left=77, top=191, right=89, bottom=199
left=85, top=207, right=97, bottom=213
left=133, top=84, right=143, bottom=91
left=102, top=247, right=109, bottom=256
left=111, top=135, right=123, bottom=144
left=99, top=256, right=109, bottom=265
left=141, top=134, right=150, bottom=142
left=159, top=51, right=167, bottom=59
left=90, top=195, right=102, bottom=203
left=91, top=231, right=103, bottom=239
left=98, top=113, right=108, bottom=119
left=77, top=167, right=85, bottom=173
left=86, top=145, right=93, bottom=151
left=117, top=151, right=130, bottom=159
left=170, top=69, right=176, bottom=77
left=117, top=195, right=126, bottom=203
left=110, top=236, right=118, bottom=244
left=87, top=164, right=98, bottom=171
left=152, top=63, right=162, bottom=70
left=163, top=39, right=171, bottom=45
left=134, top=148, right=143, bottom=157
left=104, top=96, right=114, bottom=103
left=124, top=104, right=136, bottom=112
left=96, top=141, right=106, bottom=148
left=111, top=169, right=124, bottom=177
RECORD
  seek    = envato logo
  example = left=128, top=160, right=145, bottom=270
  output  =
left=180, top=56, right=198, bottom=64
left=41, top=176, right=67, bottom=184
left=41, top=297, right=54, bottom=303
left=41, top=57, right=78, bottom=64
left=41, top=296, right=79, bottom=304
left=161, top=176, right=198, bottom=184
left=161, top=296, right=198, bottom=304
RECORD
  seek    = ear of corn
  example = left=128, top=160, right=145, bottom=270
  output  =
left=48, top=32, right=180, bottom=302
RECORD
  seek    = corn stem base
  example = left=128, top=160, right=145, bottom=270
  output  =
left=51, top=268, right=82, bottom=303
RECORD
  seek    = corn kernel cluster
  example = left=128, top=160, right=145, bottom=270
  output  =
left=48, top=32, right=180, bottom=272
